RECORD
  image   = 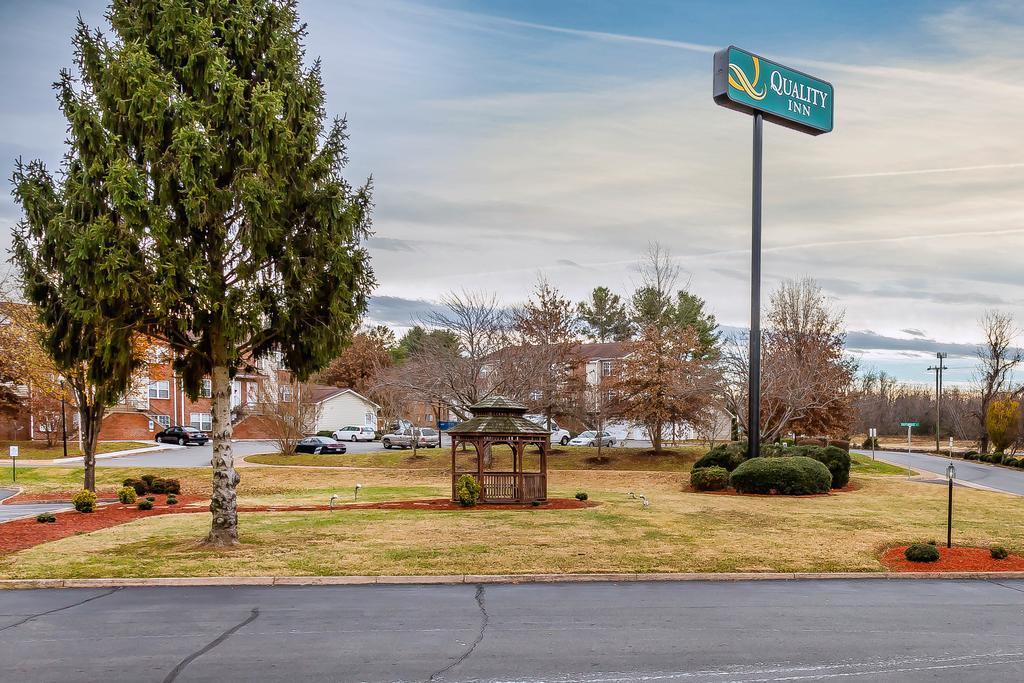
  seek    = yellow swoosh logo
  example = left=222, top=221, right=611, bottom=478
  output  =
left=728, top=56, right=766, bottom=101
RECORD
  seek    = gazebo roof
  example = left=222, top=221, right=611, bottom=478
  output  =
left=447, top=395, right=549, bottom=436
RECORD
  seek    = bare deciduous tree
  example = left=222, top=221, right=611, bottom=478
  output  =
left=974, top=310, right=1022, bottom=453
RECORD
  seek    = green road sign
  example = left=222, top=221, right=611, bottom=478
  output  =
left=900, top=422, right=920, bottom=427
left=714, top=46, right=833, bottom=135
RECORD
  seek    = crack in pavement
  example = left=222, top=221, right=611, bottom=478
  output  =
left=163, top=607, right=260, bottom=683
left=986, top=579, right=1024, bottom=595
left=428, top=585, right=488, bottom=682
left=0, top=588, right=119, bottom=633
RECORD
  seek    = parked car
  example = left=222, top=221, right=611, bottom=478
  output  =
left=568, top=430, right=616, bottom=447
left=525, top=415, right=572, bottom=446
left=155, top=426, right=209, bottom=446
left=333, top=425, right=377, bottom=442
left=295, top=436, right=347, bottom=455
left=381, top=427, right=440, bottom=449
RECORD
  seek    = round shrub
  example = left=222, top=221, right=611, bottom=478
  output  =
left=827, top=439, right=850, bottom=452
left=166, top=495, right=178, bottom=506
left=690, top=466, right=730, bottom=492
left=117, top=486, right=137, bottom=504
left=162, top=478, right=181, bottom=495
left=796, top=437, right=827, bottom=447
left=861, top=436, right=879, bottom=449
left=137, top=500, right=154, bottom=511
left=575, top=491, right=588, bottom=501
left=904, top=543, right=940, bottom=562
left=991, top=545, right=1009, bottom=560
left=123, top=478, right=147, bottom=495
left=962, top=452, right=979, bottom=461
left=455, top=474, right=482, bottom=507
left=779, top=445, right=850, bottom=489
left=140, top=474, right=157, bottom=488
left=35, top=512, right=56, bottom=523
left=729, top=456, right=832, bottom=495
left=72, top=489, right=97, bottom=513
left=145, top=495, right=156, bottom=502
left=693, top=442, right=749, bottom=472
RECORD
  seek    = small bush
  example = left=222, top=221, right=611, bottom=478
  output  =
left=117, top=486, right=137, bottom=504
left=795, top=437, right=827, bottom=448
left=778, top=445, right=850, bottom=489
left=72, top=490, right=97, bottom=513
left=729, top=456, right=832, bottom=495
left=162, top=478, right=181, bottom=495
left=455, top=474, right=482, bottom=507
left=575, top=491, right=588, bottom=501
left=149, top=478, right=168, bottom=494
left=904, top=543, right=940, bottom=562
left=827, top=439, right=850, bottom=452
left=140, top=474, right=157, bottom=488
left=36, top=512, right=56, bottom=523
left=991, top=545, right=1009, bottom=560
left=690, top=466, right=730, bottom=492
left=962, top=452, right=979, bottom=461
left=123, top=478, right=148, bottom=495
left=137, top=500, right=154, bottom=511
left=144, top=495, right=155, bottom=502
left=166, top=495, right=178, bottom=506
left=927, top=539, right=937, bottom=545
left=530, top=499, right=541, bottom=507
left=861, top=436, right=879, bottom=449
left=693, top=442, right=749, bottom=472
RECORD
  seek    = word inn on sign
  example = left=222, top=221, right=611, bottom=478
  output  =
left=713, top=46, right=834, bottom=135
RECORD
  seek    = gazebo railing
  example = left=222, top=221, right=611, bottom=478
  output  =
left=456, top=472, right=546, bottom=502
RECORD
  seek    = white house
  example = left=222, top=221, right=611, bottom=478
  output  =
left=310, top=386, right=380, bottom=434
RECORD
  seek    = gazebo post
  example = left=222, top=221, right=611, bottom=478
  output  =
left=516, top=441, right=525, bottom=502
left=476, top=438, right=485, bottom=502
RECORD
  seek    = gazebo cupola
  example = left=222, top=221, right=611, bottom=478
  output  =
left=447, top=396, right=550, bottom=503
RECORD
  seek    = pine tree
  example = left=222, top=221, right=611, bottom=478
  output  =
left=671, top=291, right=720, bottom=359
left=39, top=2, right=375, bottom=544
left=577, top=287, right=632, bottom=342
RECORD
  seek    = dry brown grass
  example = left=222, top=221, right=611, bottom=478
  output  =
left=1, top=462, right=1021, bottom=579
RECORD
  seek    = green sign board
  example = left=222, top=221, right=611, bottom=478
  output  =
left=900, top=422, right=920, bottom=427
left=714, top=46, right=833, bottom=135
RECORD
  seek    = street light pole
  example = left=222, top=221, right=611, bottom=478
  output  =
left=747, top=112, right=763, bottom=460
left=945, top=462, right=956, bottom=548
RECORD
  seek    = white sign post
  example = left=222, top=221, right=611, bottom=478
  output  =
left=8, top=445, right=17, bottom=483
left=869, top=428, right=877, bottom=460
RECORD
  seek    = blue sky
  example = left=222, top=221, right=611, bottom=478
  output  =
left=3, top=0, right=1024, bottom=385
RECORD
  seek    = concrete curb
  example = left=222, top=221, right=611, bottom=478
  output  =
left=5, top=571, right=1024, bottom=590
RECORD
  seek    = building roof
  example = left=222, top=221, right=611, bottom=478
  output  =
left=448, top=395, right=549, bottom=436
left=308, top=385, right=381, bottom=409
left=577, top=341, right=632, bottom=361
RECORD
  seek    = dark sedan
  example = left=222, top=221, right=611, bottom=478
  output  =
left=295, top=436, right=347, bottom=455
left=155, top=426, right=209, bottom=446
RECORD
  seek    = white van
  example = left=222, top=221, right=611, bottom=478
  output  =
left=333, top=425, right=377, bottom=442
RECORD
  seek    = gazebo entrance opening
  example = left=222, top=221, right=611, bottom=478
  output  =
left=447, top=396, right=549, bottom=504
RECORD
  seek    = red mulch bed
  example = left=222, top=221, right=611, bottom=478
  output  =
left=691, top=482, right=860, bottom=497
left=881, top=545, right=1024, bottom=572
left=0, top=496, right=594, bottom=555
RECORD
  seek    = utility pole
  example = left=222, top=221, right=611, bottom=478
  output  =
left=927, top=352, right=948, bottom=453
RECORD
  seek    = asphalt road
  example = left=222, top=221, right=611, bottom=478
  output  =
left=855, top=448, right=1024, bottom=497
left=3, top=580, right=1024, bottom=681
left=73, top=439, right=392, bottom=468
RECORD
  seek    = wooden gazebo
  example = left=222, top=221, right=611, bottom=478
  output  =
left=447, top=396, right=550, bottom=503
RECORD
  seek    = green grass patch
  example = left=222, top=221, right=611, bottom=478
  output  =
left=851, top=452, right=913, bottom=476
left=0, top=440, right=150, bottom=461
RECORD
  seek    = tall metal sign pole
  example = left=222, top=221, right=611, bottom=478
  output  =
left=714, top=47, right=834, bottom=458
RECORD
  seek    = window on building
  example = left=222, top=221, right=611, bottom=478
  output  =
left=601, top=361, right=613, bottom=377
left=148, top=380, right=170, bottom=399
left=190, top=412, right=212, bottom=431
left=529, top=389, right=543, bottom=401
left=199, top=378, right=212, bottom=398
left=279, top=384, right=293, bottom=402
left=425, top=414, right=434, bottom=423
left=155, top=415, right=171, bottom=429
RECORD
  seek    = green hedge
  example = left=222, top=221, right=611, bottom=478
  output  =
left=783, top=445, right=851, bottom=489
left=904, top=543, right=939, bottom=562
left=692, top=443, right=749, bottom=472
left=690, top=466, right=730, bottom=491
left=729, top=456, right=832, bottom=495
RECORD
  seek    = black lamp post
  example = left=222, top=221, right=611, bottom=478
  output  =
left=59, top=378, right=68, bottom=459
left=945, top=462, right=956, bottom=549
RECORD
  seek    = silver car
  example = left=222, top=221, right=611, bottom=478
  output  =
left=381, top=427, right=440, bottom=449
left=568, top=430, right=616, bottom=447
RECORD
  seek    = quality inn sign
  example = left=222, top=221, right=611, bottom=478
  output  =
left=713, top=46, right=833, bottom=135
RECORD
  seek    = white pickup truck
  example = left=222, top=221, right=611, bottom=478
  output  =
left=525, top=415, right=572, bottom=446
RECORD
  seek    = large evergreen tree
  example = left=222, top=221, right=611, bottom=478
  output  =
left=11, top=154, right=146, bottom=492
left=577, top=286, right=631, bottom=342
left=44, top=1, right=374, bottom=545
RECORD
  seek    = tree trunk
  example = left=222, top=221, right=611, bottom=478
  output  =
left=75, top=389, right=103, bottom=493
left=650, top=421, right=662, bottom=454
left=207, top=361, right=240, bottom=546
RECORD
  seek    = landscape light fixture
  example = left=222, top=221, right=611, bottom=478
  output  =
left=329, top=494, right=338, bottom=511
left=354, top=483, right=362, bottom=501
left=945, top=462, right=956, bottom=549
